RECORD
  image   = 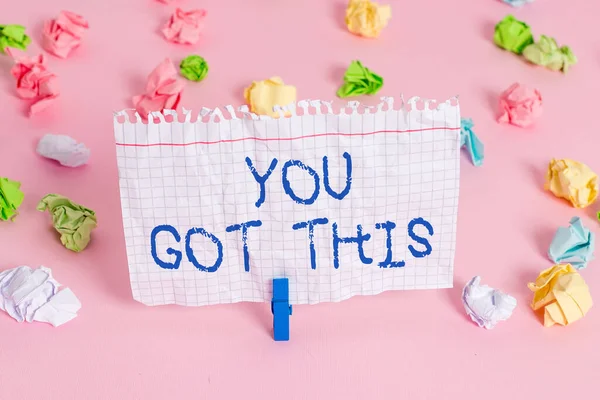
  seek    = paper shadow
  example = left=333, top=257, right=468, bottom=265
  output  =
left=232, top=83, right=247, bottom=105
left=238, top=301, right=272, bottom=337
left=445, top=279, right=471, bottom=322
left=123, top=72, right=147, bottom=106
left=88, top=233, right=136, bottom=303
left=515, top=267, right=544, bottom=325
left=523, top=162, right=548, bottom=195
left=481, top=88, right=499, bottom=118
left=330, top=65, right=348, bottom=87
left=584, top=205, right=599, bottom=223
left=331, top=1, right=349, bottom=31
left=531, top=224, right=556, bottom=259
left=481, top=21, right=496, bottom=41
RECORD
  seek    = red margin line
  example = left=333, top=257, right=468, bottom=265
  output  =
left=115, top=127, right=460, bottom=147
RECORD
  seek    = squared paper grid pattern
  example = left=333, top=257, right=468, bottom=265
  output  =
left=114, top=106, right=461, bottom=306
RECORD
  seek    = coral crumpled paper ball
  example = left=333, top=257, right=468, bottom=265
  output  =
left=497, top=83, right=542, bottom=127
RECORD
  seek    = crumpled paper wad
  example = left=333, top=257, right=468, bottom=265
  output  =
left=528, top=264, right=593, bottom=327
left=244, top=77, right=296, bottom=117
left=162, top=8, right=207, bottom=45
left=545, top=158, right=598, bottom=208
left=0, top=177, right=24, bottom=221
left=37, top=134, right=90, bottom=167
left=345, top=0, right=391, bottom=38
left=462, top=276, right=517, bottom=329
left=8, top=49, right=60, bottom=117
left=336, top=60, right=383, bottom=98
left=497, top=82, right=542, bottom=128
left=37, top=194, right=97, bottom=252
left=133, top=58, right=185, bottom=117
left=0, top=265, right=81, bottom=327
left=180, top=55, right=208, bottom=82
left=548, top=217, right=595, bottom=270
left=42, top=11, right=89, bottom=59
left=460, top=118, right=484, bottom=167
left=494, top=15, right=534, bottom=55
left=0, top=24, right=31, bottom=53
left=501, top=0, right=534, bottom=7
left=523, top=35, right=577, bottom=73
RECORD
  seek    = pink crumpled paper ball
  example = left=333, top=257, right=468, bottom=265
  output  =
left=132, top=58, right=185, bottom=117
left=497, top=83, right=543, bottom=128
left=162, top=8, right=207, bottom=45
left=42, top=11, right=89, bottom=59
left=8, top=49, right=59, bottom=116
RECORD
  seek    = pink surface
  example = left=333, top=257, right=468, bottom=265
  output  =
left=1, top=0, right=600, bottom=398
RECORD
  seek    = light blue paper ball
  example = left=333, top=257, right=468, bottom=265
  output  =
left=502, top=0, right=534, bottom=7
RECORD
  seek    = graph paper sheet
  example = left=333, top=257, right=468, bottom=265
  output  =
left=114, top=97, right=461, bottom=306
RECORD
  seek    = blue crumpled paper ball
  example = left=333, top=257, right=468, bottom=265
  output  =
left=502, top=0, right=534, bottom=7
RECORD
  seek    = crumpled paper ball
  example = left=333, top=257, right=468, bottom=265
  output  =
left=0, top=177, right=24, bottom=221
left=0, top=24, right=31, bottom=53
left=244, top=77, right=296, bottom=117
left=0, top=265, right=81, bottom=327
left=528, top=264, right=593, bottom=327
left=345, top=0, right=391, bottom=38
left=36, top=134, right=90, bottom=168
left=548, top=217, right=594, bottom=270
left=462, top=276, right=517, bottom=329
left=501, top=0, right=534, bottom=7
left=497, top=82, right=542, bottom=127
left=336, top=60, right=383, bottom=98
left=523, top=35, right=577, bottom=73
left=8, top=50, right=60, bottom=116
left=180, top=55, right=209, bottom=82
left=37, top=194, right=98, bottom=252
left=42, top=11, right=89, bottom=59
left=493, top=15, right=534, bottom=55
left=132, top=58, right=185, bottom=116
left=545, top=158, right=598, bottom=208
left=162, top=8, right=207, bottom=45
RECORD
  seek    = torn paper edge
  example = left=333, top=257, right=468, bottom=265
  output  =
left=113, top=96, right=460, bottom=125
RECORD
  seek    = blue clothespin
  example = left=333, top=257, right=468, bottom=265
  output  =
left=271, top=278, right=292, bottom=341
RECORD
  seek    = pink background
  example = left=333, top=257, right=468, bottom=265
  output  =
left=1, top=0, right=600, bottom=398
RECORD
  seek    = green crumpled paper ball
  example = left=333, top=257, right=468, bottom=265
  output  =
left=493, top=15, right=534, bottom=55
left=0, top=24, right=31, bottom=53
left=0, top=177, right=24, bottom=221
left=37, top=194, right=98, bottom=252
left=336, top=60, right=383, bottom=98
left=180, top=55, right=209, bottom=82
left=523, top=35, right=577, bottom=73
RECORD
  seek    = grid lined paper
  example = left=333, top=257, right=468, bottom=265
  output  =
left=114, top=100, right=461, bottom=306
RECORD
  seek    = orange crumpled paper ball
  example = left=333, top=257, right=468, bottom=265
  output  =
left=8, top=49, right=60, bottom=116
left=42, top=11, right=89, bottom=59
left=162, top=8, right=207, bottom=45
left=132, top=58, right=185, bottom=117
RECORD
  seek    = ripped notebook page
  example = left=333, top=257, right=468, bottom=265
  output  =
left=114, top=97, right=461, bottom=306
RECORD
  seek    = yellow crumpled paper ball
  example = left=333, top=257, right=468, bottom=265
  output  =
left=545, top=158, right=598, bottom=208
left=345, top=0, right=391, bottom=39
left=528, top=264, right=592, bottom=327
left=243, top=77, right=297, bottom=118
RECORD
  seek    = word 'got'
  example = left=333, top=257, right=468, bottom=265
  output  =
left=150, top=217, right=434, bottom=272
